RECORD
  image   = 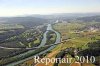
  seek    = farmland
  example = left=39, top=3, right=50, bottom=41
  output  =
left=0, top=15, right=100, bottom=66
left=19, top=21, right=100, bottom=66
left=52, top=22, right=100, bottom=66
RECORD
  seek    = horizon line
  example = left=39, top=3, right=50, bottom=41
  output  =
left=0, top=12, right=100, bottom=17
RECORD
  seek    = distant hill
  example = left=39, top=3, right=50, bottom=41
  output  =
left=0, top=17, right=48, bottom=28
left=77, top=16, right=100, bottom=22
left=0, top=13, right=100, bottom=27
left=25, top=13, right=100, bottom=20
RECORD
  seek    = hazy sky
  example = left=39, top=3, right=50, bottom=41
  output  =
left=0, top=0, right=100, bottom=16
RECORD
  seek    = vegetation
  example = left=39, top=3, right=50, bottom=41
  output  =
left=0, top=22, right=47, bottom=65
left=78, top=40, right=100, bottom=66
left=52, top=22, right=100, bottom=66
left=46, top=30, right=56, bottom=45
left=0, top=15, right=100, bottom=66
left=0, top=46, right=50, bottom=66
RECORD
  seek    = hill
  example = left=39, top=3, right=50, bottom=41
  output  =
left=77, top=16, right=100, bottom=22
left=0, top=17, right=48, bottom=28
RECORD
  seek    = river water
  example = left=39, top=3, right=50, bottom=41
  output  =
left=38, top=24, right=60, bottom=47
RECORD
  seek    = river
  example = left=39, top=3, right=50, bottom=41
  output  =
left=6, top=24, right=61, bottom=66
left=38, top=24, right=60, bottom=47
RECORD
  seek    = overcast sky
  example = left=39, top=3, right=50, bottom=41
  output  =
left=0, top=0, right=100, bottom=16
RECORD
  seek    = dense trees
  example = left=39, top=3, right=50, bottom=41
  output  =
left=46, top=30, right=56, bottom=45
left=78, top=40, right=100, bottom=66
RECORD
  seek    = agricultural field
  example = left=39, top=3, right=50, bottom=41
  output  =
left=51, top=22, right=100, bottom=66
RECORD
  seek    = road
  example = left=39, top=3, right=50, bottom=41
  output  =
left=0, top=46, right=21, bottom=49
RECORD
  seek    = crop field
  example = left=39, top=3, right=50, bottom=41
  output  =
left=51, top=22, right=100, bottom=66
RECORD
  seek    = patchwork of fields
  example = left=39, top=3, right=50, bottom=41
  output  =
left=0, top=21, right=100, bottom=66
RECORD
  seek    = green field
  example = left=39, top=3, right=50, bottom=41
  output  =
left=51, top=22, right=100, bottom=66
